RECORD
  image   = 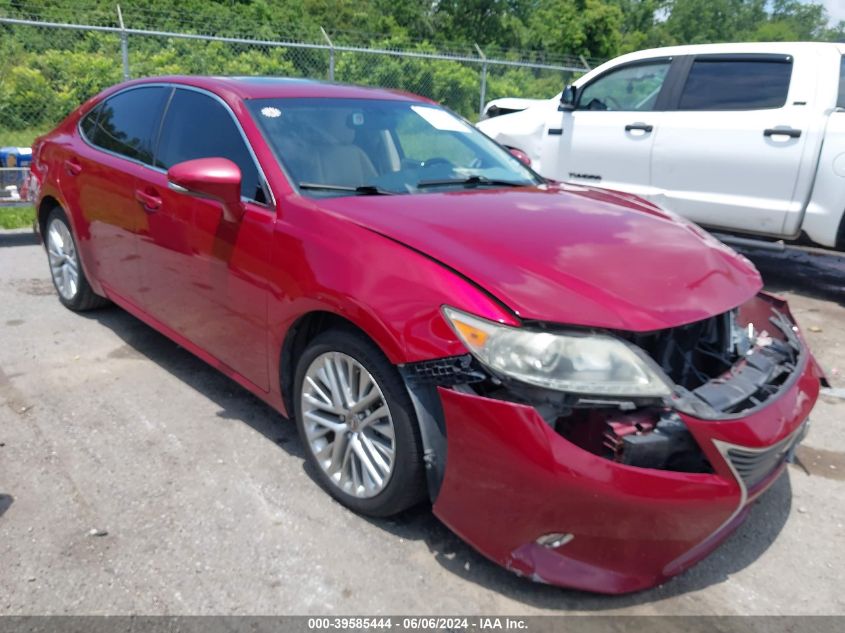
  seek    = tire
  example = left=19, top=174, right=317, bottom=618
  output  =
left=44, top=207, right=109, bottom=311
left=293, top=328, right=426, bottom=517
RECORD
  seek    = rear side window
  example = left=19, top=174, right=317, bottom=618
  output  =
left=838, top=56, right=845, bottom=109
left=89, top=87, right=169, bottom=163
left=155, top=89, right=265, bottom=203
left=79, top=104, right=101, bottom=141
left=678, top=58, right=792, bottom=111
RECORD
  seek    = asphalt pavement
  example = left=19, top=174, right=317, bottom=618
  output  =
left=1, top=228, right=843, bottom=615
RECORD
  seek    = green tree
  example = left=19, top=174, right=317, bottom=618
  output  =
left=526, top=0, right=624, bottom=59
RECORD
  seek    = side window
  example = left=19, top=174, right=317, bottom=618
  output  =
left=89, top=87, right=169, bottom=163
left=156, top=89, right=265, bottom=203
left=838, top=56, right=845, bottom=109
left=79, top=104, right=101, bottom=141
left=678, top=58, right=792, bottom=111
left=578, top=61, right=671, bottom=111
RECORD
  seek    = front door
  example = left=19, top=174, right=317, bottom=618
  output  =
left=542, top=58, right=672, bottom=196
left=137, top=87, right=274, bottom=391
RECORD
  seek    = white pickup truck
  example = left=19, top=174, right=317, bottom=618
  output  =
left=477, top=42, right=845, bottom=250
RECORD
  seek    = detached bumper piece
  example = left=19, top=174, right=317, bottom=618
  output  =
left=427, top=294, right=822, bottom=593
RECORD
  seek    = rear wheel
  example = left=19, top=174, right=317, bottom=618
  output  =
left=293, top=328, right=426, bottom=517
left=45, top=207, right=108, bottom=311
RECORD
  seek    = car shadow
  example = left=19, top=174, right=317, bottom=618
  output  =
left=0, top=230, right=38, bottom=248
left=0, top=493, right=13, bottom=519
left=735, top=245, right=845, bottom=307
left=79, top=304, right=798, bottom=608
left=82, top=306, right=305, bottom=457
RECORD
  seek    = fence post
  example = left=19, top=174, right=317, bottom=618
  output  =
left=321, top=27, right=335, bottom=81
left=117, top=4, right=130, bottom=81
left=579, top=54, right=592, bottom=71
left=474, top=43, right=487, bottom=119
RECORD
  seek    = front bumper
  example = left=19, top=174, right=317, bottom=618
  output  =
left=431, top=346, right=821, bottom=594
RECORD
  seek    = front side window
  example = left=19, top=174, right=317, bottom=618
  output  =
left=838, top=56, right=845, bottom=109
left=89, top=87, right=169, bottom=164
left=578, top=61, right=671, bottom=112
left=155, top=89, right=265, bottom=202
left=247, top=97, right=539, bottom=197
left=678, top=58, right=792, bottom=111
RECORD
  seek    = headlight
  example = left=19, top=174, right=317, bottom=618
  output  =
left=442, top=306, right=673, bottom=397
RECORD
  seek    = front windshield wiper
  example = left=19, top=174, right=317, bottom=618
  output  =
left=416, top=175, right=531, bottom=190
left=299, top=182, right=396, bottom=196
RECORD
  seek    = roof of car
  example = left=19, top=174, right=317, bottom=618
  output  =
left=122, top=75, right=431, bottom=103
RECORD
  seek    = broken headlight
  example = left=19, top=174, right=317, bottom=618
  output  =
left=442, top=307, right=673, bottom=397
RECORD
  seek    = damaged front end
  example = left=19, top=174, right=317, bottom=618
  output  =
left=399, top=292, right=823, bottom=593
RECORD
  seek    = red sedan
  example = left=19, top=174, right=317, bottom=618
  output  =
left=29, top=76, right=823, bottom=594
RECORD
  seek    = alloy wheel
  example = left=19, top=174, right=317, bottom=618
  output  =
left=300, top=351, right=397, bottom=498
left=47, top=218, right=79, bottom=301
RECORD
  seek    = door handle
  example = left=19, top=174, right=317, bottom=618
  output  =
left=63, top=159, right=82, bottom=176
left=625, top=123, right=653, bottom=133
left=134, top=189, right=162, bottom=212
left=764, top=127, right=802, bottom=139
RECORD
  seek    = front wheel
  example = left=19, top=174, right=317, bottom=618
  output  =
left=45, top=207, right=108, bottom=311
left=293, top=328, right=426, bottom=517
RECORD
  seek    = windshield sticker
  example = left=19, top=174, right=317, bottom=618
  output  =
left=411, top=106, right=471, bottom=133
left=261, top=106, right=282, bottom=118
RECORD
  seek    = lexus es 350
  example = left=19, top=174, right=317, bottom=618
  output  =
left=28, top=76, right=824, bottom=594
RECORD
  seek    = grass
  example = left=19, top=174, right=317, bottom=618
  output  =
left=0, top=206, right=36, bottom=230
left=0, top=127, right=49, bottom=149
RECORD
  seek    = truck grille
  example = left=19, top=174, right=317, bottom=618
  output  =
left=720, top=421, right=808, bottom=490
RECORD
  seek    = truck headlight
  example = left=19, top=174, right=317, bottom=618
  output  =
left=442, top=306, right=673, bottom=397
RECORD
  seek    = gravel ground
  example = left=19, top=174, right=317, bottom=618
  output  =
left=0, top=228, right=843, bottom=615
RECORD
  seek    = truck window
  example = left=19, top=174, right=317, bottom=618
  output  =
left=838, top=56, right=845, bottom=109
left=678, top=58, right=792, bottom=111
left=578, top=61, right=670, bottom=112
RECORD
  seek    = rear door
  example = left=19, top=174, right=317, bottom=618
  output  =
left=136, top=87, right=274, bottom=391
left=651, top=53, right=817, bottom=237
left=546, top=58, right=673, bottom=195
left=65, top=86, right=169, bottom=301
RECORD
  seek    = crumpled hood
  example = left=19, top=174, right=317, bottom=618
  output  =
left=316, top=185, right=762, bottom=332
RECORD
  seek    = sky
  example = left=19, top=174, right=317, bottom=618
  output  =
left=817, top=0, right=845, bottom=24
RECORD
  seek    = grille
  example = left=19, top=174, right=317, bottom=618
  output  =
left=401, top=355, right=486, bottom=386
left=721, top=422, right=808, bottom=490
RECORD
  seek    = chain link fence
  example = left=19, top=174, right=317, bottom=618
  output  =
left=0, top=12, right=590, bottom=205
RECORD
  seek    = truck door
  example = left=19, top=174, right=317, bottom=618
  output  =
left=650, top=53, right=818, bottom=238
left=542, top=58, right=673, bottom=197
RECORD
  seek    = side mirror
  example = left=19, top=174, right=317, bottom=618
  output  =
left=507, top=147, right=532, bottom=167
left=558, top=84, right=577, bottom=111
left=167, top=157, right=244, bottom=222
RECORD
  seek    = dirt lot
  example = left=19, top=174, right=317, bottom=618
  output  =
left=0, top=228, right=843, bottom=615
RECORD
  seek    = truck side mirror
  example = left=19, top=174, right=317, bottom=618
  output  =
left=559, top=85, right=577, bottom=112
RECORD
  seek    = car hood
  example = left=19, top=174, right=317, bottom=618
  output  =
left=316, top=185, right=762, bottom=331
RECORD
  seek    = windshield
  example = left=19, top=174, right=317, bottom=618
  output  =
left=247, top=97, right=540, bottom=196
